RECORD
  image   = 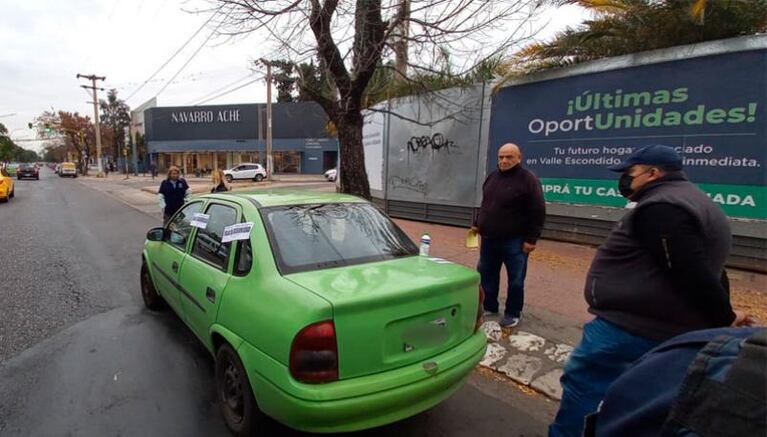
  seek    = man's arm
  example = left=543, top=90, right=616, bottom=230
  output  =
left=524, top=175, right=546, bottom=245
left=633, top=203, right=736, bottom=326
left=472, top=173, right=492, bottom=229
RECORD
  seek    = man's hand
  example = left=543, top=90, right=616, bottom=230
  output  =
left=732, top=310, right=756, bottom=327
left=523, top=242, right=536, bottom=254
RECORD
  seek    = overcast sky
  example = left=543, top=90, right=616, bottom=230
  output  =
left=0, top=1, right=588, bottom=151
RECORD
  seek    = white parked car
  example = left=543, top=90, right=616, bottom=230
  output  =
left=223, top=163, right=267, bottom=182
left=324, top=168, right=337, bottom=182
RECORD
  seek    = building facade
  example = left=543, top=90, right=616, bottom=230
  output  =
left=143, top=101, right=338, bottom=175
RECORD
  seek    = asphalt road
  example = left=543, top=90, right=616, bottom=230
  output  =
left=0, top=168, right=556, bottom=436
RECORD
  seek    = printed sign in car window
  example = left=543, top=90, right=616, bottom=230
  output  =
left=222, top=222, right=254, bottom=243
left=190, top=213, right=210, bottom=229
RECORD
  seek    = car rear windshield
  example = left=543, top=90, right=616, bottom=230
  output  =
left=262, top=203, right=419, bottom=274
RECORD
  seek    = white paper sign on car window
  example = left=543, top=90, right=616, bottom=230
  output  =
left=190, top=213, right=210, bottom=229
left=222, top=222, right=255, bottom=243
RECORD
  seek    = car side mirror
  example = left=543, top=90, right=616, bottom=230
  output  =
left=146, top=227, right=165, bottom=242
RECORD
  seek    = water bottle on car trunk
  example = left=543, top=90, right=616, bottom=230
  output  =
left=420, top=233, right=432, bottom=256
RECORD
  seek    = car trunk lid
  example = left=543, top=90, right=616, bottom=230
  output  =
left=285, top=256, right=479, bottom=379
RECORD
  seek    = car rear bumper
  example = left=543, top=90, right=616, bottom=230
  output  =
left=239, top=330, right=486, bottom=433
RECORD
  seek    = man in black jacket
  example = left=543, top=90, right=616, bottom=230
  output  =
left=473, top=143, right=546, bottom=328
left=549, top=145, right=754, bottom=437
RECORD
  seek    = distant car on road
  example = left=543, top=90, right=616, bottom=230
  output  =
left=324, top=168, right=337, bottom=182
left=16, top=163, right=39, bottom=180
left=140, top=191, right=486, bottom=435
left=223, top=163, right=266, bottom=183
left=0, top=167, right=15, bottom=203
left=59, top=162, right=77, bottom=178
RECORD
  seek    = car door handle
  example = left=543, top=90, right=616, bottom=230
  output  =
left=172, top=261, right=179, bottom=273
left=206, top=287, right=216, bottom=303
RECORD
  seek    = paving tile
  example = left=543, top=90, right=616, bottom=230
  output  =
left=498, top=354, right=543, bottom=385
left=482, top=321, right=503, bottom=343
left=531, top=369, right=564, bottom=400
left=544, top=344, right=574, bottom=364
left=508, top=331, right=546, bottom=352
left=479, top=342, right=507, bottom=369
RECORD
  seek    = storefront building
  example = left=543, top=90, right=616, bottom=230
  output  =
left=143, top=102, right=338, bottom=175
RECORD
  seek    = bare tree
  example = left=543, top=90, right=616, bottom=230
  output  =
left=207, top=0, right=543, bottom=199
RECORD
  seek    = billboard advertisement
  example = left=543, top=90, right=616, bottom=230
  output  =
left=489, top=50, right=766, bottom=219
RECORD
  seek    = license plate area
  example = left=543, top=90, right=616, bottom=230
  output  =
left=383, top=305, right=461, bottom=364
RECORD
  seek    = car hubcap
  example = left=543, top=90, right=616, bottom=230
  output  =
left=223, top=362, right=244, bottom=421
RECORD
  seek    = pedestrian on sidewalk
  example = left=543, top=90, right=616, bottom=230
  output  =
left=158, top=166, right=190, bottom=225
left=210, top=169, right=229, bottom=193
left=550, top=145, right=754, bottom=437
left=472, top=142, right=545, bottom=328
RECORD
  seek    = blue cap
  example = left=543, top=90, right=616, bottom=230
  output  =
left=608, top=145, right=683, bottom=172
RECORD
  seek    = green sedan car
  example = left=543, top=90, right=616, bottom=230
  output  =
left=141, top=191, right=487, bottom=435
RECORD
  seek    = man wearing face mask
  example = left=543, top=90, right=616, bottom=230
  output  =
left=472, top=143, right=545, bottom=328
left=549, top=144, right=753, bottom=437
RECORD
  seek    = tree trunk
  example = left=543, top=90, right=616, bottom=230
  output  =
left=335, top=110, right=371, bottom=200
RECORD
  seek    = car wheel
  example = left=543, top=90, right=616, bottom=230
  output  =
left=254, top=174, right=264, bottom=182
left=216, top=344, right=265, bottom=436
left=9, top=188, right=14, bottom=198
left=140, top=261, right=166, bottom=310
left=225, top=175, right=233, bottom=183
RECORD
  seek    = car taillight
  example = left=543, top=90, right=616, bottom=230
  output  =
left=290, top=320, right=338, bottom=384
left=475, top=286, right=485, bottom=332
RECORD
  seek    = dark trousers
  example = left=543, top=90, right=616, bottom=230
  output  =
left=478, top=237, right=528, bottom=317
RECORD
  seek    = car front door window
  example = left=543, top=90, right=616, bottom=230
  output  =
left=167, top=202, right=203, bottom=250
left=192, top=204, right=238, bottom=270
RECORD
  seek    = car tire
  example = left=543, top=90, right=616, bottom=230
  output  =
left=140, top=261, right=166, bottom=310
left=225, top=175, right=233, bottom=183
left=216, top=343, right=266, bottom=437
left=254, top=174, right=264, bottom=182
left=9, top=188, right=14, bottom=198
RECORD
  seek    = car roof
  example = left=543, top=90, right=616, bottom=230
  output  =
left=204, top=190, right=367, bottom=208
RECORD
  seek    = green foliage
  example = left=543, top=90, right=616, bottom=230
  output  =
left=279, top=53, right=504, bottom=110
left=513, top=0, right=767, bottom=73
left=0, top=122, right=39, bottom=162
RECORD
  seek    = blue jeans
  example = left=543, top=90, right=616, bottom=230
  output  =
left=478, top=237, right=528, bottom=317
left=549, top=318, right=660, bottom=437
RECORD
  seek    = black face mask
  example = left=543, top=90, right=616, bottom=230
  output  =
left=618, top=169, right=652, bottom=198
left=618, top=173, right=635, bottom=198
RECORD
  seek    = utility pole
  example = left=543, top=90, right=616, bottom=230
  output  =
left=77, top=74, right=106, bottom=176
left=259, top=59, right=273, bottom=180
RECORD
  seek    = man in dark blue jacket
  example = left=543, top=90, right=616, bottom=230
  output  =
left=158, top=166, right=190, bottom=224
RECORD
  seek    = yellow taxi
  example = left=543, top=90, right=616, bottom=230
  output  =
left=59, top=162, right=78, bottom=178
left=0, top=166, right=15, bottom=203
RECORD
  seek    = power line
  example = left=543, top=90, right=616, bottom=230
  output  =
left=124, top=11, right=218, bottom=102
left=152, top=11, right=230, bottom=99
left=188, top=73, right=254, bottom=105
left=194, top=77, right=261, bottom=106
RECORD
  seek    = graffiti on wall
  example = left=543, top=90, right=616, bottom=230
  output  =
left=390, top=176, right=428, bottom=194
left=406, top=133, right=457, bottom=154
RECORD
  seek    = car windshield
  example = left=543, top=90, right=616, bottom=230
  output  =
left=262, top=203, right=419, bottom=274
